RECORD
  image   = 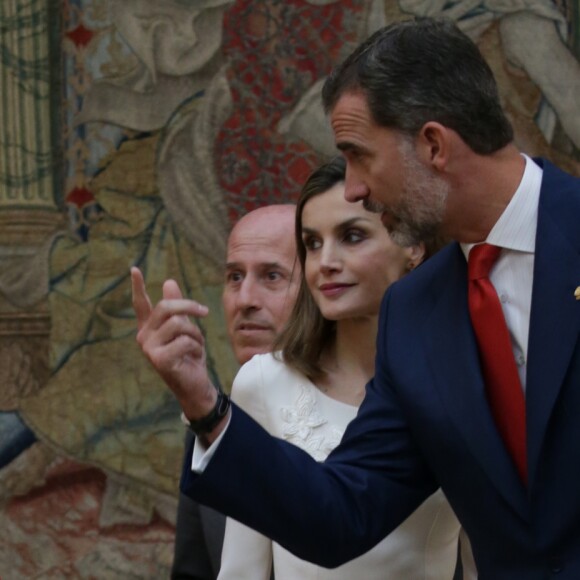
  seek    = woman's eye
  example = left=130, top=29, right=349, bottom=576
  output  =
left=304, top=237, right=321, bottom=251
left=344, top=230, right=364, bottom=243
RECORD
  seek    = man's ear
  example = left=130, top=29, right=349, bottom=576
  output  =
left=406, top=242, right=427, bottom=271
left=416, top=122, right=450, bottom=172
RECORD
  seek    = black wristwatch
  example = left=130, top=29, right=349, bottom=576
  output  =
left=181, top=390, right=231, bottom=436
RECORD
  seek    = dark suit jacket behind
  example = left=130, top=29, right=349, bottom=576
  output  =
left=172, top=431, right=225, bottom=580
left=183, top=159, right=580, bottom=579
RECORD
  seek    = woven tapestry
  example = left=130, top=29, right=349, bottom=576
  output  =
left=0, top=0, right=579, bottom=577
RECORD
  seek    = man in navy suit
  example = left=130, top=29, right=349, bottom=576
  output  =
left=132, top=18, right=580, bottom=579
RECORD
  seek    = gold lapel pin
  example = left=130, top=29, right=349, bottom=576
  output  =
left=575, top=286, right=580, bottom=300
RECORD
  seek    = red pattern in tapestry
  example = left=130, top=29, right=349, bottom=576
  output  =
left=219, top=1, right=364, bottom=221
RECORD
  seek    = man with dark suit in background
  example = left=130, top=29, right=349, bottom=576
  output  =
left=171, top=204, right=298, bottom=579
left=134, top=18, right=580, bottom=579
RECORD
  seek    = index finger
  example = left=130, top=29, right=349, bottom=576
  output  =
left=130, top=267, right=152, bottom=330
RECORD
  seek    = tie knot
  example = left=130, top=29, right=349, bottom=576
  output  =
left=468, top=243, right=502, bottom=280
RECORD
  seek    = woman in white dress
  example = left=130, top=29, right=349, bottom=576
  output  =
left=217, top=157, right=475, bottom=580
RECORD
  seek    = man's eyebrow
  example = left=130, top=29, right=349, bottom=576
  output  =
left=225, top=261, right=289, bottom=271
left=225, top=262, right=242, bottom=270
left=336, top=142, right=369, bottom=154
left=257, top=261, right=290, bottom=272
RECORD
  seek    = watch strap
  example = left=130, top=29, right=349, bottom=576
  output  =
left=181, top=390, right=230, bottom=436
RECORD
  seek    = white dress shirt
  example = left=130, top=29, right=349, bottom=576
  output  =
left=461, top=154, right=542, bottom=392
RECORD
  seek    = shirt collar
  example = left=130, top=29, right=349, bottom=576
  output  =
left=461, top=154, right=542, bottom=259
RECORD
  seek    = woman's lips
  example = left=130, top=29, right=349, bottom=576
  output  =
left=318, top=283, right=354, bottom=297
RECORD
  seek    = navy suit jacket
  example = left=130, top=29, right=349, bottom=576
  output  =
left=183, top=159, right=580, bottom=579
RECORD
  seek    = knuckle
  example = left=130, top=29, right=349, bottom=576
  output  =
left=148, top=350, right=162, bottom=367
left=157, top=301, right=171, bottom=317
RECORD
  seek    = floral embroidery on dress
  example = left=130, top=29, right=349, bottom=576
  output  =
left=281, top=385, right=345, bottom=461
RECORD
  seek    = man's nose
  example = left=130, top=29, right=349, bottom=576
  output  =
left=236, top=277, right=261, bottom=310
left=344, top=165, right=370, bottom=203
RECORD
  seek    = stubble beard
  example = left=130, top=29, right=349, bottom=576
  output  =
left=363, top=139, right=449, bottom=247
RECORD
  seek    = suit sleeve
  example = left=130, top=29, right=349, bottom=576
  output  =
left=181, top=292, right=438, bottom=568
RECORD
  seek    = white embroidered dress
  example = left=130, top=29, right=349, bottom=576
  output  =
left=217, top=353, right=468, bottom=580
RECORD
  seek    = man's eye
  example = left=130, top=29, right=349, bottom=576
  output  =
left=226, top=272, right=243, bottom=283
left=266, top=271, right=283, bottom=281
left=345, top=149, right=363, bottom=163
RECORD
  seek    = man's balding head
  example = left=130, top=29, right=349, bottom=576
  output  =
left=222, top=205, right=299, bottom=364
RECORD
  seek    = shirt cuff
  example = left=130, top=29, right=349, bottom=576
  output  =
left=190, top=413, right=232, bottom=473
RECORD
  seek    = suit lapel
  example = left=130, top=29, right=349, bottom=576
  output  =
left=422, top=244, right=528, bottom=520
left=526, top=160, right=580, bottom=487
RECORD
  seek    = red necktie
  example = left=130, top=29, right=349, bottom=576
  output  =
left=468, top=243, right=527, bottom=483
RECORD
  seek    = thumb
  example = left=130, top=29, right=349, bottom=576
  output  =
left=163, top=279, right=184, bottom=300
